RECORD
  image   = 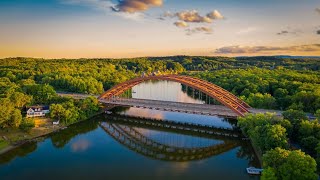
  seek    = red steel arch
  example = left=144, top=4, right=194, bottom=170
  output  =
left=99, top=75, right=251, bottom=116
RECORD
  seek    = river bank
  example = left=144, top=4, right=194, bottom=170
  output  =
left=0, top=124, right=65, bottom=155
left=0, top=109, right=105, bottom=156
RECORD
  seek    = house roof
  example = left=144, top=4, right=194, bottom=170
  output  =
left=26, top=105, right=49, bottom=111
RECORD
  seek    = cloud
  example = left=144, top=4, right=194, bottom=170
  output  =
left=174, top=21, right=189, bottom=28
left=62, top=0, right=114, bottom=11
left=214, top=44, right=320, bottom=54
left=163, top=11, right=175, bottom=18
left=62, top=0, right=162, bottom=21
left=161, top=9, right=224, bottom=35
left=206, top=10, right=224, bottom=20
left=114, top=11, right=145, bottom=21
left=277, top=30, right=289, bottom=35
left=276, top=28, right=302, bottom=36
left=168, top=10, right=224, bottom=23
left=175, top=10, right=213, bottom=23
left=186, top=27, right=213, bottom=35
left=111, top=0, right=163, bottom=13
left=317, top=30, right=320, bottom=35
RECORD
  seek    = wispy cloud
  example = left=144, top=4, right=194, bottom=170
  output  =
left=277, top=30, right=289, bottom=35
left=236, top=27, right=258, bottom=35
left=111, top=0, right=163, bottom=13
left=276, top=28, right=302, bottom=36
left=62, top=0, right=114, bottom=11
left=214, top=44, right=320, bottom=54
left=186, top=27, right=213, bottom=35
left=174, top=21, right=189, bottom=28
left=62, top=0, right=162, bottom=21
left=316, top=9, right=320, bottom=35
left=115, top=11, right=145, bottom=21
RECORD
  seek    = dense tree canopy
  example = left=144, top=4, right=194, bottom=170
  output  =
left=262, top=148, right=318, bottom=180
left=50, top=97, right=99, bottom=125
left=190, top=68, right=320, bottom=112
left=238, top=113, right=290, bottom=153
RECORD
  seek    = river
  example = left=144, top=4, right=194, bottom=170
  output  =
left=0, top=80, right=259, bottom=180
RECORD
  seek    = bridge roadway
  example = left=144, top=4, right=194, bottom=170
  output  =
left=101, top=98, right=239, bottom=118
left=100, top=98, right=282, bottom=118
left=57, top=92, right=283, bottom=118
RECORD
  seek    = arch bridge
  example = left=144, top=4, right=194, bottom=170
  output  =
left=99, top=74, right=251, bottom=117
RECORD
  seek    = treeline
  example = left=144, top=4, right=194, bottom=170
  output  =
left=188, top=68, right=320, bottom=113
left=0, top=57, right=187, bottom=94
left=149, top=55, right=320, bottom=71
left=238, top=112, right=320, bottom=180
left=0, top=75, right=100, bottom=129
left=0, top=56, right=319, bottom=95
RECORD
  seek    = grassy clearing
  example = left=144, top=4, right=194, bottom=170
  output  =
left=0, top=140, right=9, bottom=151
left=0, top=117, right=60, bottom=147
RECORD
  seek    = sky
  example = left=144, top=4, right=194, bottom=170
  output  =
left=0, top=0, right=319, bottom=58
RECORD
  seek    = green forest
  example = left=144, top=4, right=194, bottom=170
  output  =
left=0, top=56, right=319, bottom=128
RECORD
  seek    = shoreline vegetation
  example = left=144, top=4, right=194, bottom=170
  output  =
left=0, top=109, right=104, bottom=155
left=238, top=112, right=320, bottom=179
left=0, top=56, right=319, bottom=179
left=0, top=124, right=61, bottom=155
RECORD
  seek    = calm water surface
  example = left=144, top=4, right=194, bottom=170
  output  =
left=0, top=80, right=259, bottom=180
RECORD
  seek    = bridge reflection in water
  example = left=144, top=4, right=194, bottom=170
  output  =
left=100, top=115, right=256, bottom=163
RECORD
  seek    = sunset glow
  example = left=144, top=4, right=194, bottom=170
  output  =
left=0, top=0, right=319, bottom=58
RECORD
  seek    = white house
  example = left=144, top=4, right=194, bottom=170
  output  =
left=26, top=106, right=50, bottom=118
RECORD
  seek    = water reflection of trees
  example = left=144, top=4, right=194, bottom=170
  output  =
left=50, top=119, right=99, bottom=148
left=0, top=118, right=100, bottom=165
left=222, top=118, right=238, bottom=128
left=0, top=141, right=38, bottom=164
left=236, top=142, right=261, bottom=167
left=112, top=106, right=131, bottom=113
left=181, top=84, right=222, bottom=105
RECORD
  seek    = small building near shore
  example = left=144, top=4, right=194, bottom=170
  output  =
left=26, top=105, right=50, bottom=118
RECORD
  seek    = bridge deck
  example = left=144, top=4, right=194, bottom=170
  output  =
left=100, top=98, right=239, bottom=118
left=100, top=98, right=283, bottom=117
left=57, top=93, right=283, bottom=117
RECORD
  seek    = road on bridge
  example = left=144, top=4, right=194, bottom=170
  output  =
left=57, top=92, right=283, bottom=118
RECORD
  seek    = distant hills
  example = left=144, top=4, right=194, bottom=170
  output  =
left=237, top=55, right=320, bottom=59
